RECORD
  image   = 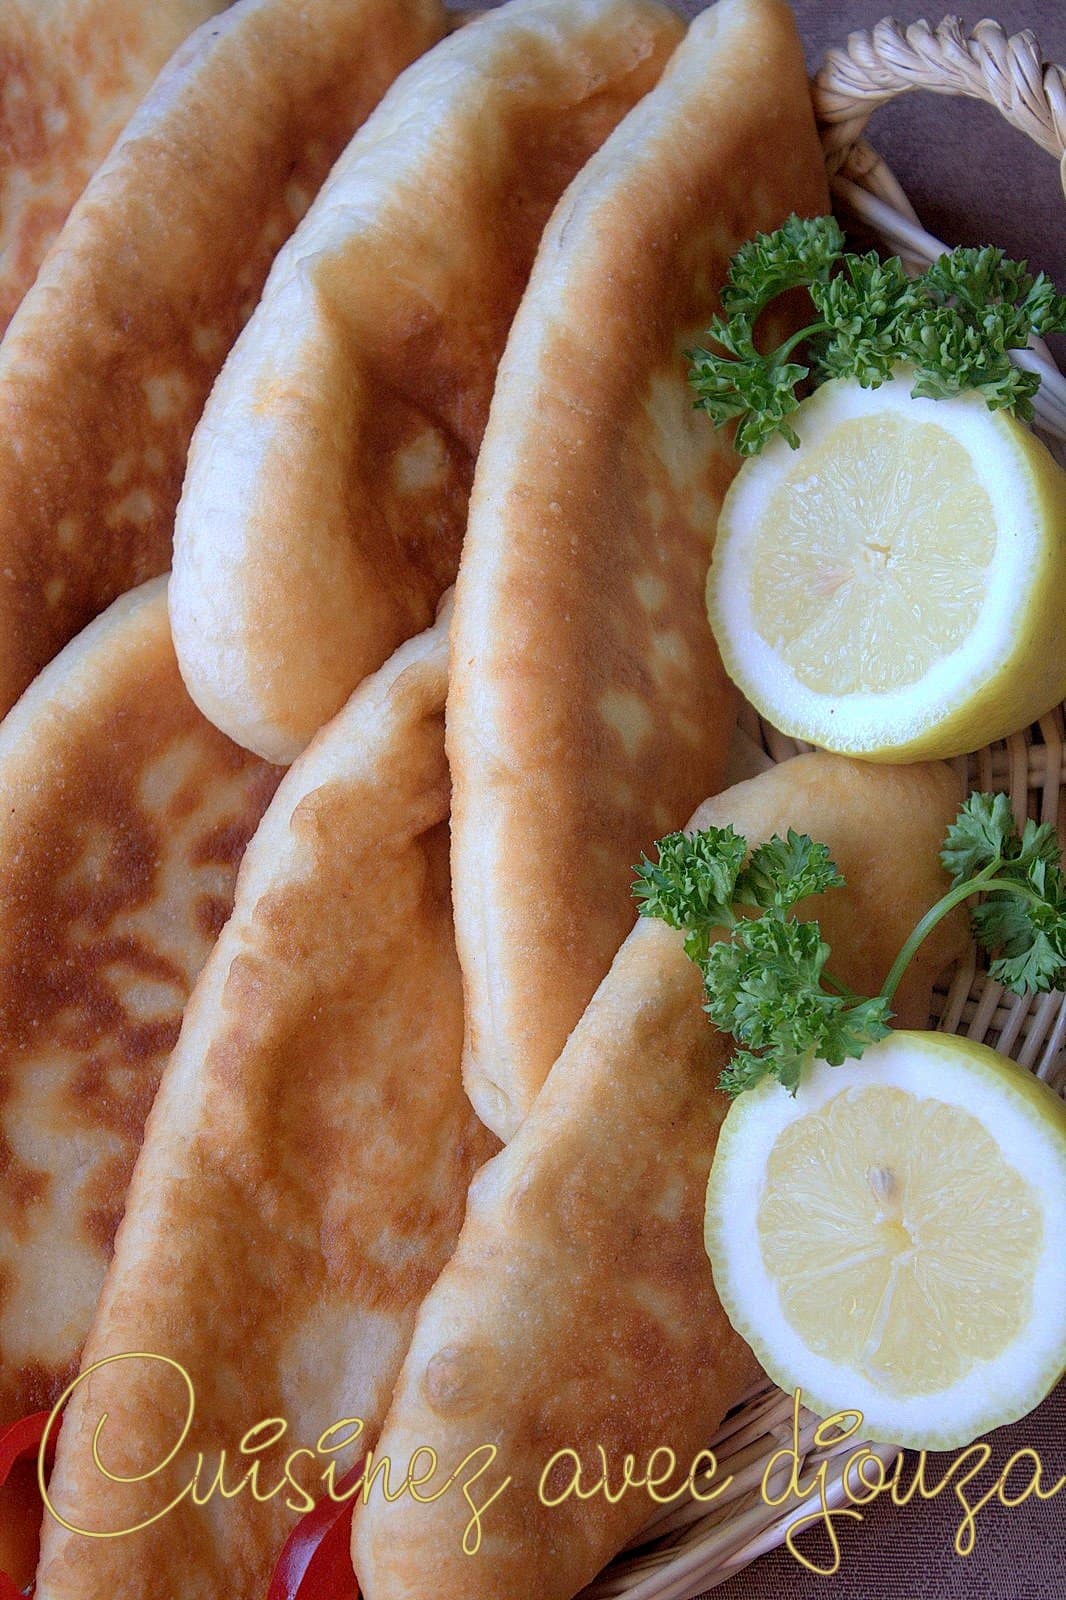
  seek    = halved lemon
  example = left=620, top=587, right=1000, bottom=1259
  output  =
left=707, top=376, right=1066, bottom=760
left=704, top=1032, right=1066, bottom=1448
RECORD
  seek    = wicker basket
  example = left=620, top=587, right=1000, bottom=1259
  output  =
left=581, top=16, right=1066, bottom=1599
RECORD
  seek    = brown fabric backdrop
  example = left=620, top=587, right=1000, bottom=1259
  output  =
left=453, top=2, right=1065, bottom=1594
left=716, top=1381, right=1065, bottom=1599
left=695, top=0, right=1066, bottom=364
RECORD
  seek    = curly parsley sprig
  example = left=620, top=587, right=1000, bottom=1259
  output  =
left=687, top=216, right=1066, bottom=455
left=632, top=793, right=1066, bottom=1096
left=633, top=826, right=890, bottom=1094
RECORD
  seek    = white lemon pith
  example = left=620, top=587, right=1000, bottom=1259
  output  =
left=707, top=376, right=1066, bottom=760
left=704, top=1032, right=1066, bottom=1448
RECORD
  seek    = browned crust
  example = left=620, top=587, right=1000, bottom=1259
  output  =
left=0, top=0, right=444, bottom=716
left=170, top=0, right=684, bottom=762
left=354, top=756, right=967, bottom=1600
left=0, top=1, right=228, bottom=333
left=448, top=0, right=832, bottom=1140
left=35, top=613, right=498, bottom=1598
left=0, top=580, right=279, bottom=1423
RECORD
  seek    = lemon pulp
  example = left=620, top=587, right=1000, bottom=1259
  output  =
left=756, top=1084, right=1042, bottom=1395
left=709, top=376, right=1066, bottom=760
left=750, top=414, right=997, bottom=695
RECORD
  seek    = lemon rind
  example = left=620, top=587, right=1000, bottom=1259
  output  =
left=708, top=377, right=1066, bottom=762
left=704, top=1033, right=1066, bottom=1449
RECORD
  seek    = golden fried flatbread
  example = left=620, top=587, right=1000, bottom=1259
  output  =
left=447, top=0, right=830, bottom=1141
left=0, top=578, right=279, bottom=1425
left=0, top=0, right=445, bottom=720
left=353, top=755, right=967, bottom=1600
left=169, top=0, right=684, bottom=764
left=36, top=607, right=499, bottom=1599
left=0, top=0, right=227, bottom=333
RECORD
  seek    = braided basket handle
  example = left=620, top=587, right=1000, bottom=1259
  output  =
left=810, top=16, right=1066, bottom=441
left=814, top=17, right=1066, bottom=178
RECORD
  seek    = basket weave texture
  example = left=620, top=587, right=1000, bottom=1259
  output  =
left=583, top=17, right=1066, bottom=1598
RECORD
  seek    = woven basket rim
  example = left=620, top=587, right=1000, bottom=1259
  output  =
left=593, top=14, right=1066, bottom=1600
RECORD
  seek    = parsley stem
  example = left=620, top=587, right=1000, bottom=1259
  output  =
left=879, top=867, right=1047, bottom=1003
left=769, top=321, right=829, bottom=366
left=821, top=970, right=865, bottom=1002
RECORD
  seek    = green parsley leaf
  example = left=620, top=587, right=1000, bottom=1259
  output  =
left=688, top=326, right=806, bottom=455
left=903, top=304, right=1042, bottom=418
left=735, top=829, right=844, bottom=911
left=940, top=790, right=1016, bottom=883
left=688, top=221, right=1066, bottom=454
left=972, top=884, right=1066, bottom=995
left=704, top=913, right=890, bottom=1095
left=991, top=930, right=1066, bottom=995
left=1015, top=821, right=1064, bottom=875
left=935, top=792, right=1066, bottom=996
left=972, top=854, right=1066, bottom=996
left=817, top=995, right=894, bottom=1066
left=633, top=795, right=1066, bottom=1099
left=720, top=213, right=844, bottom=319
left=718, top=1050, right=773, bottom=1098
left=969, top=891, right=1040, bottom=956
left=812, top=253, right=921, bottom=390
left=632, top=826, right=746, bottom=964
left=921, top=247, right=1066, bottom=332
